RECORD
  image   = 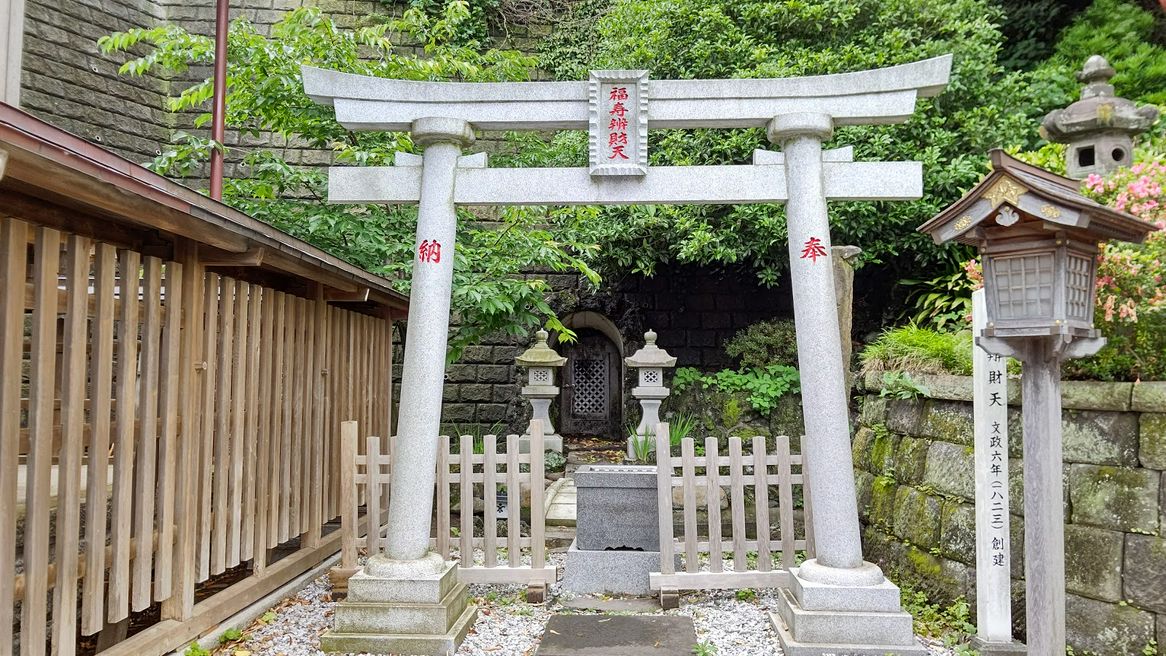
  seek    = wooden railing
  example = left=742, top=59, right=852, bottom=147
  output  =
left=337, top=420, right=557, bottom=602
left=1, top=218, right=395, bottom=656
left=650, top=424, right=814, bottom=607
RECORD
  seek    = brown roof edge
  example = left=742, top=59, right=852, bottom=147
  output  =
left=987, top=148, right=1078, bottom=191
left=0, top=103, right=408, bottom=312
left=918, top=148, right=1157, bottom=244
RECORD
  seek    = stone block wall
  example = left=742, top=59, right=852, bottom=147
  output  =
left=853, top=373, right=1166, bottom=653
left=18, top=0, right=549, bottom=173
left=19, top=0, right=173, bottom=162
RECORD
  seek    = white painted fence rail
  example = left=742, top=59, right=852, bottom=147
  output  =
left=337, top=420, right=556, bottom=600
left=650, top=425, right=813, bottom=604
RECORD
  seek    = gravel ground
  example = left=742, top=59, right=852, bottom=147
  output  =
left=227, top=551, right=960, bottom=656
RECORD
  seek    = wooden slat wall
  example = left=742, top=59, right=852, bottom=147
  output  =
left=0, top=215, right=395, bottom=655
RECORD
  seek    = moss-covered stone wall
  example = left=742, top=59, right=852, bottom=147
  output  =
left=853, top=373, right=1166, bottom=653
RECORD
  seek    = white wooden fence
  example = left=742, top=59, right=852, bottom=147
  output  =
left=338, top=420, right=556, bottom=600
left=650, top=424, right=813, bottom=605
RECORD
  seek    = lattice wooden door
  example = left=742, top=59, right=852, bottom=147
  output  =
left=560, top=329, right=620, bottom=438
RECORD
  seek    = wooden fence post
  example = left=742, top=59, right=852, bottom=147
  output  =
left=329, top=421, right=360, bottom=592
left=654, top=423, right=678, bottom=609
left=162, top=239, right=204, bottom=621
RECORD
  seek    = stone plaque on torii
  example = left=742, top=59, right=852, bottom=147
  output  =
left=304, top=56, right=952, bottom=655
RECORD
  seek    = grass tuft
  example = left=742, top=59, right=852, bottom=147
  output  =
left=860, top=326, right=973, bottom=377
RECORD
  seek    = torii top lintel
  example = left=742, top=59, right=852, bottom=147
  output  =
left=301, top=55, right=952, bottom=132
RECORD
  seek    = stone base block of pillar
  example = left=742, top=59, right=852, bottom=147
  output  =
left=790, top=564, right=901, bottom=612
left=519, top=433, right=563, bottom=454
left=561, top=541, right=679, bottom=596
left=320, top=554, right=477, bottom=655
left=773, top=566, right=927, bottom=655
left=970, top=637, right=1027, bottom=655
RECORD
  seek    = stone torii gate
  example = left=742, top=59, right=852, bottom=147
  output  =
left=304, top=56, right=951, bottom=655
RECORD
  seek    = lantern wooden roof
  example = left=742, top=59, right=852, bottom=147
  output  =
left=917, top=149, right=1155, bottom=247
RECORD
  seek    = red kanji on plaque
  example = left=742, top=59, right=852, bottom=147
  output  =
left=609, top=145, right=629, bottom=160
left=608, top=117, right=628, bottom=131
left=609, top=102, right=628, bottom=118
left=418, top=239, right=441, bottom=264
left=608, top=132, right=628, bottom=147
left=609, top=86, right=629, bottom=101
left=800, top=237, right=827, bottom=263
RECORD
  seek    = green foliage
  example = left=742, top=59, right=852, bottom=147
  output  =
left=544, top=449, right=566, bottom=472
left=734, top=588, right=757, bottom=602
left=672, top=365, right=800, bottom=417
left=1042, top=0, right=1166, bottom=105
left=693, top=640, right=718, bottom=656
left=991, top=0, right=1089, bottom=72
left=861, top=326, right=974, bottom=376
left=183, top=646, right=210, bottom=656
left=900, top=589, right=977, bottom=654
left=98, top=3, right=599, bottom=361
left=672, top=367, right=705, bottom=391
left=534, top=0, right=1052, bottom=289
left=626, top=421, right=654, bottom=462
left=666, top=413, right=698, bottom=445
left=899, top=259, right=978, bottom=331
left=723, top=319, right=799, bottom=370
left=259, top=610, right=278, bottom=625
left=218, top=628, right=244, bottom=644
left=878, top=372, right=931, bottom=400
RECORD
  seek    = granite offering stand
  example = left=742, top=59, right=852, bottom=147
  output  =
left=563, top=465, right=673, bottom=596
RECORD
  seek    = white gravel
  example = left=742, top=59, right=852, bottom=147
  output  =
left=225, top=551, right=961, bottom=656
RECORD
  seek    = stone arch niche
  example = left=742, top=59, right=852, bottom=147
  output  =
left=552, top=311, right=624, bottom=439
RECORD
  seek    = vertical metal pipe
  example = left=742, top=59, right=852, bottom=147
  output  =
left=208, top=0, right=229, bottom=200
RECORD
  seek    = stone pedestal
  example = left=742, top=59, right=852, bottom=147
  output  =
left=563, top=465, right=674, bottom=596
left=321, top=554, right=477, bottom=655
left=771, top=563, right=927, bottom=655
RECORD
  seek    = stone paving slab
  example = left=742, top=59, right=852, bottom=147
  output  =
left=535, top=615, right=697, bottom=656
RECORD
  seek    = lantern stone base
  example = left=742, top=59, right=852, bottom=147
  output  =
left=320, top=554, right=477, bottom=655
left=970, top=637, right=1028, bottom=655
left=771, top=565, right=927, bottom=655
left=519, top=433, right=563, bottom=454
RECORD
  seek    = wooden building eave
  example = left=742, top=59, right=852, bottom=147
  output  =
left=0, top=102, right=409, bottom=313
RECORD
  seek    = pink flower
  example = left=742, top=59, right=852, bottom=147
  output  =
left=1084, top=173, right=1105, bottom=192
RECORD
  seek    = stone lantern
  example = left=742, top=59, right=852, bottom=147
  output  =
left=516, top=329, right=566, bottom=453
left=1041, top=55, right=1158, bottom=180
left=624, top=329, right=676, bottom=460
left=919, top=148, right=1154, bottom=654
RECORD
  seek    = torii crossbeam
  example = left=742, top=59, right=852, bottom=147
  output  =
left=305, top=56, right=952, bottom=656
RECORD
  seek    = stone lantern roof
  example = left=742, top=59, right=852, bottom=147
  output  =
left=1040, top=55, right=1158, bottom=143
left=516, top=329, right=566, bottom=367
left=624, top=330, right=677, bottom=368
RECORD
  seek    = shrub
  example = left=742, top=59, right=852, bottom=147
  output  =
left=724, top=319, right=799, bottom=370
left=671, top=365, right=800, bottom=417
left=1062, top=160, right=1166, bottom=381
left=860, top=326, right=974, bottom=377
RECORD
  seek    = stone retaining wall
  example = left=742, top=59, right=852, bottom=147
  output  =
left=853, top=372, right=1166, bottom=653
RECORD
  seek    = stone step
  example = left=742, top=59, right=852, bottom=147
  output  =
left=545, top=477, right=577, bottom=527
